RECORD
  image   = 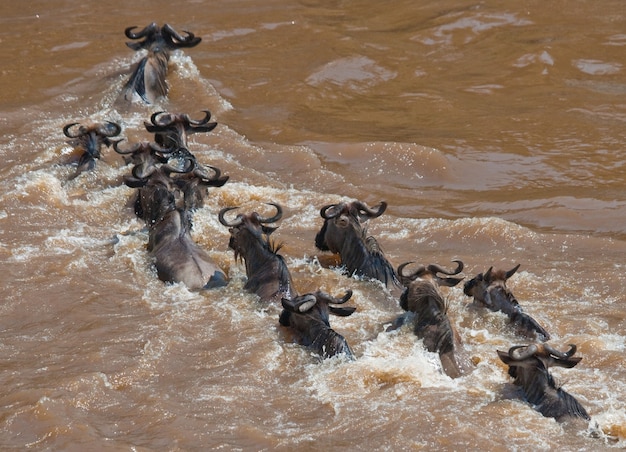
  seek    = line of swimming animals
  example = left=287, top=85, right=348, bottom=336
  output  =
left=60, top=23, right=595, bottom=428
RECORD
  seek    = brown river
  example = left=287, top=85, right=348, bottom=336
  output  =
left=1, top=0, right=626, bottom=450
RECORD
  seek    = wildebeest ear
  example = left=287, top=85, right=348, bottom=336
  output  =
left=549, top=356, right=583, bottom=369
left=496, top=350, right=513, bottom=365
left=329, top=306, right=356, bottom=317
left=126, top=41, right=146, bottom=51
left=437, top=276, right=465, bottom=287
left=262, top=225, right=278, bottom=235
left=281, top=297, right=297, bottom=312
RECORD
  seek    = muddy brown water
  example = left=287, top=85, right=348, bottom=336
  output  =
left=1, top=0, right=626, bottom=450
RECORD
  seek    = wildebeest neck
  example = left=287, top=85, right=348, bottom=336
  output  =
left=230, top=224, right=296, bottom=302
left=509, top=360, right=590, bottom=421
left=485, top=284, right=522, bottom=316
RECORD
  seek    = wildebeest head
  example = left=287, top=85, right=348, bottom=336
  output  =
left=219, top=203, right=296, bottom=302
left=463, top=264, right=550, bottom=341
left=125, top=23, right=201, bottom=52
left=63, top=121, right=121, bottom=176
left=169, top=160, right=229, bottom=211
left=463, top=264, right=521, bottom=313
left=132, top=166, right=177, bottom=225
left=113, top=140, right=172, bottom=186
left=315, top=200, right=386, bottom=252
left=144, top=110, right=217, bottom=150
left=315, top=200, right=398, bottom=287
left=280, top=290, right=356, bottom=360
left=497, top=343, right=590, bottom=422
left=219, top=203, right=283, bottom=261
left=396, top=260, right=471, bottom=378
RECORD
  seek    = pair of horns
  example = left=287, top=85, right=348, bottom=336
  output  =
left=218, top=203, right=283, bottom=227
left=320, top=201, right=387, bottom=220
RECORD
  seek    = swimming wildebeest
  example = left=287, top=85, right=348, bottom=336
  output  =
left=219, top=203, right=297, bottom=303
left=122, top=22, right=201, bottom=104
left=463, top=264, right=550, bottom=341
left=122, top=143, right=227, bottom=219
left=280, top=290, right=356, bottom=360
left=135, top=167, right=228, bottom=290
left=62, top=121, right=121, bottom=177
left=394, top=260, right=473, bottom=378
left=113, top=140, right=173, bottom=187
left=497, top=343, right=590, bottom=423
left=315, top=200, right=398, bottom=287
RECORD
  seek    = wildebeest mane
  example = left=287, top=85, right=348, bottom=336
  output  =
left=402, top=282, right=454, bottom=355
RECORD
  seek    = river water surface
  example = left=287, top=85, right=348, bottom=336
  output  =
left=1, top=1, right=626, bottom=450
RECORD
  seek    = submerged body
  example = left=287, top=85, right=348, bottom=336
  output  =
left=280, top=290, right=356, bottom=360
left=497, top=343, right=590, bottom=423
left=395, top=261, right=473, bottom=378
left=219, top=203, right=297, bottom=303
left=464, top=265, right=551, bottom=341
left=315, top=200, right=398, bottom=287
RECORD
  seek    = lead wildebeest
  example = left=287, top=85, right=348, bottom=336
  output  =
left=280, top=290, right=357, bottom=360
left=135, top=167, right=228, bottom=290
left=315, top=200, right=398, bottom=287
left=63, top=121, right=121, bottom=177
left=218, top=203, right=297, bottom=303
left=497, top=343, right=590, bottom=423
left=393, top=260, right=473, bottom=378
left=463, top=264, right=550, bottom=341
left=122, top=23, right=202, bottom=104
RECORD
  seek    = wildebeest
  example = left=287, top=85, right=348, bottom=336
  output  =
left=122, top=23, right=201, bottom=104
left=138, top=167, right=228, bottom=290
left=63, top=121, right=121, bottom=177
left=497, top=343, right=590, bottom=422
left=144, top=110, right=217, bottom=151
left=117, top=138, right=228, bottom=218
left=168, top=158, right=229, bottom=211
left=393, top=260, right=473, bottom=378
left=463, top=264, right=551, bottom=341
left=280, top=290, right=356, bottom=360
left=113, top=140, right=173, bottom=187
left=315, top=200, right=398, bottom=287
left=218, top=203, right=297, bottom=303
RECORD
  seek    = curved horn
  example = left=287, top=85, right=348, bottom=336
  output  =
left=397, top=262, right=426, bottom=280
left=184, top=110, right=213, bottom=126
left=315, top=289, right=353, bottom=305
left=162, top=23, right=202, bottom=47
left=505, top=263, right=521, bottom=280
left=218, top=206, right=242, bottom=227
left=112, top=139, right=141, bottom=155
left=124, top=23, right=158, bottom=39
left=483, top=266, right=494, bottom=282
left=427, top=259, right=464, bottom=276
left=147, top=111, right=175, bottom=128
left=320, top=203, right=342, bottom=220
left=194, top=165, right=229, bottom=186
left=63, top=123, right=84, bottom=138
left=354, top=200, right=387, bottom=218
left=509, top=344, right=538, bottom=361
left=543, top=343, right=577, bottom=359
left=257, top=203, right=283, bottom=224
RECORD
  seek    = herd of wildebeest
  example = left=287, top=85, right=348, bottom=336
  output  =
left=60, top=23, right=593, bottom=428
